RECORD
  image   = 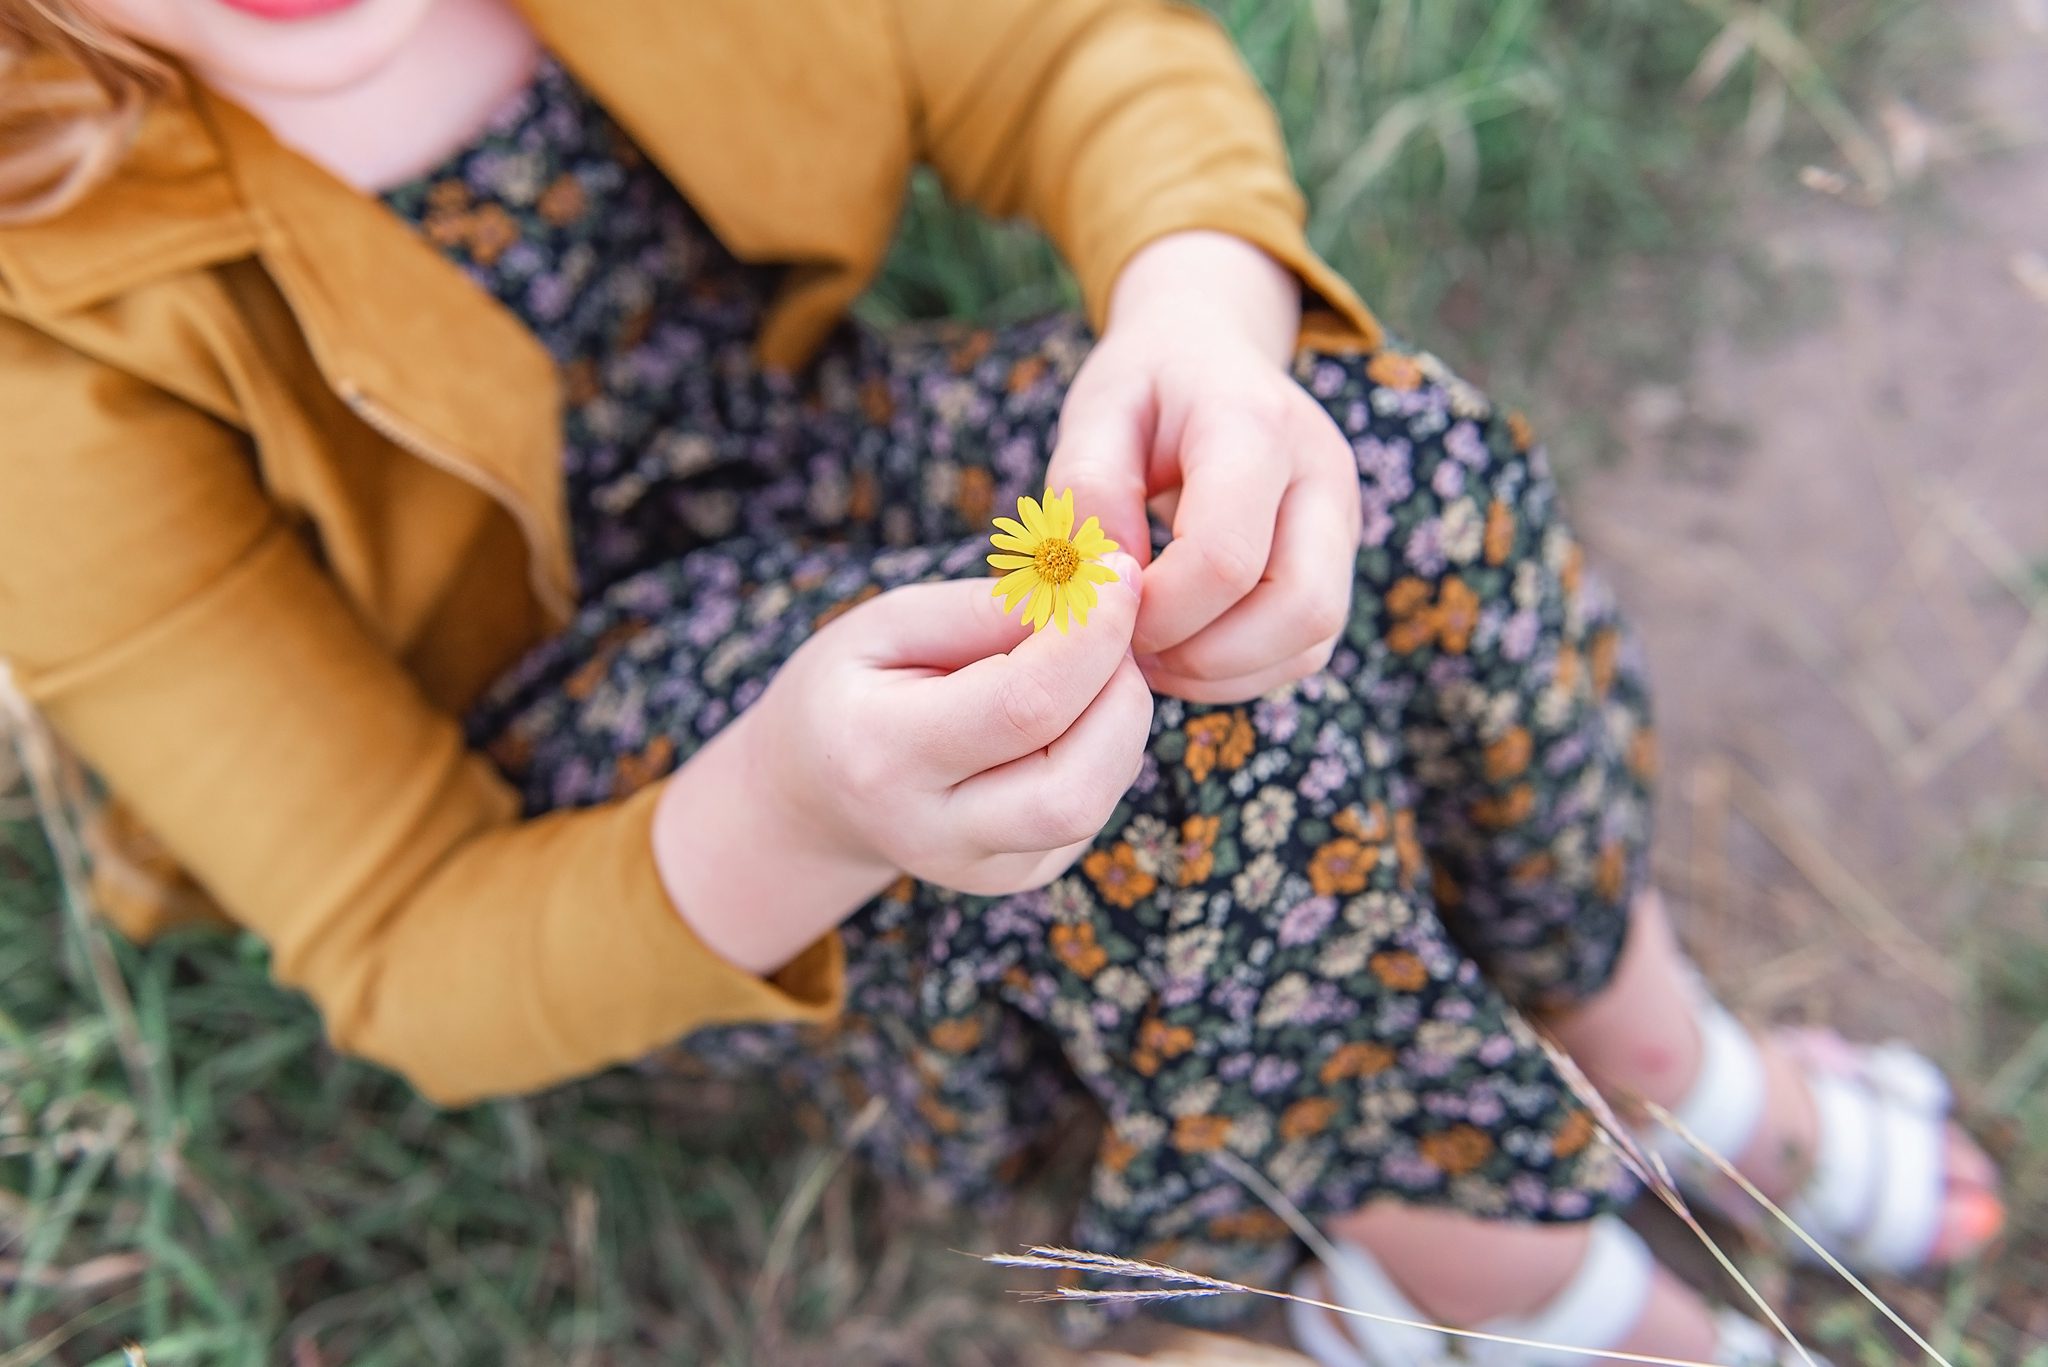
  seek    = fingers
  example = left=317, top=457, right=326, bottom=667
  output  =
left=850, top=575, right=1033, bottom=669
left=946, top=653, right=1153, bottom=854
left=914, top=552, right=1143, bottom=775
left=1149, top=469, right=1359, bottom=683
left=1045, top=375, right=1156, bottom=565
left=1142, top=641, right=1332, bottom=706
left=1132, top=405, right=1285, bottom=655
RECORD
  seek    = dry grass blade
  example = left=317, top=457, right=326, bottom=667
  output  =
left=986, top=1243, right=1727, bottom=1367
left=1641, top=1099, right=1956, bottom=1366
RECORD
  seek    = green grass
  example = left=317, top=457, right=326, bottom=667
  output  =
left=8, top=2, right=2026, bottom=1363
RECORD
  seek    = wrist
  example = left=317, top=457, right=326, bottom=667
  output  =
left=652, top=709, right=895, bottom=977
left=1106, top=230, right=1302, bottom=366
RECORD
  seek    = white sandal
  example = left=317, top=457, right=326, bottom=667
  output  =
left=1645, top=983, right=1984, bottom=1276
left=1285, top=1216, right=1820, bottom=1366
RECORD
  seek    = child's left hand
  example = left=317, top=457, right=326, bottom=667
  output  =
left=1046, top=231, right=1363, bottom=706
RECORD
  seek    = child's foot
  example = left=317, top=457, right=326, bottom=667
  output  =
left=1295, top=1211, right=1820, bottom=1365
left=1651, top=991, right=2004, bottom=1271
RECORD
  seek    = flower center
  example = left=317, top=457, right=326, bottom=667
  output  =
left=1033, top=538, right=1080, bottom=584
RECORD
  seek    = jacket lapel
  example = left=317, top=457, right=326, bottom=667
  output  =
left=191, top=87, right=576, bottom=615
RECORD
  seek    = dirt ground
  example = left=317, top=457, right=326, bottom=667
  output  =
left=1576, top=0, right=2048, bottom=1049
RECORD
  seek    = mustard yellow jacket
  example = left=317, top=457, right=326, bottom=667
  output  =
left=0, top=0, right=1380, bottom=1103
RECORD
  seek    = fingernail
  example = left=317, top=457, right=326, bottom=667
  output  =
left=1105, top=552, right=1141, bottom=586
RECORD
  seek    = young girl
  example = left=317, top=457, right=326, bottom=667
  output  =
left=0, top=1, right=2002, bottom=1361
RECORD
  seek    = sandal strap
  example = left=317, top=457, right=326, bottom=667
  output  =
left=1287, top=1238, right=1453, bottom=1365
left=1467, top=1218, right=1655, bottom=1366
left=1783, top=1039, right=1949, bottom=1274
left=1645, top=987, right=1769, bottom=1182
left=1289, top=1220, right=1656, bottom=1367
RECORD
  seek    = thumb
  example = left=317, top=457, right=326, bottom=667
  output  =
left=1045, top=381, right=1154, bottom=566
left=852, top=575, right=1035, bottom=669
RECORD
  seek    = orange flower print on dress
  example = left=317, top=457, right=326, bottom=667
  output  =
left=1435, top=576, right=1479, bottom=654
left=1629, top=729, right=1659, bottom=781
left=1279, top=1096, right=1338, bottom=1141
left=1370, top=949, right=1429, bottom=992
left=1385, top=577, right=1436, bottom=654
left=1393, top=809, right=1425, bottom=887
left=1334, top=801, right=1389, bottom=844
left=1176, top=814, right=1222, bottom=886
left=1320, top=1041, right=1397, bottom=1085
left=1308, top=837, right=1376, bottom=896
left=1553, top=1110, right=1598, bottom=1159
left=537, top=172, right=587, bottom=225
left=1590, top=627, right=1621, bottom=699
left=1172, top=1114, right=1232, bottom=1154
left=1050, top=922, right=1108, bottom=978
left=1471, top=785, right=1535, bottom=830
left=1366, top=350, right=1426, bottom=391
left=611, top=733, right=675, bottom=798
left=1484, top=499, right=1516, bottom=565
left=1083, top=843, right=1157, bottom=909
left=1183, top=710, right=1255, bottom=783
left=1420, top=1125, right=1495, bottom=1176
left=1506, top=409, right=1535, bottom=451
left=1133, top=1017, right=1197, bottom=1077
left=1483, top=727, right=1533, bottom=783
left=1208, top=1209, right=1288, bottom=1240
left=928, top=1016, right=984, bottom=1053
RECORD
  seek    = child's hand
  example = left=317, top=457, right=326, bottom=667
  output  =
left=762, top=551, right=1151, bottom=894
left=656, top=553, right=1150, bottom=975
left=1047, top=232, right=1363, bottom=705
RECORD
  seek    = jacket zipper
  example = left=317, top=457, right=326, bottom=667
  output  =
left=337, top=379, right=576, bottom=622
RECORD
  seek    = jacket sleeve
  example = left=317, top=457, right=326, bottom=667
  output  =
left=889, top=0, right=1381, bottom=347
left=0, top=320, right=841, bottom=1105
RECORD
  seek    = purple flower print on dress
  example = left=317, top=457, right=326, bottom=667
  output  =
left=1251, top=1056, right=1301, bottom=1094
left=1549, top=1189, right=1594, bottom=1220
left=1501, top=608, right=1540, bottom=662
left=1444, top=419, right=1489, bottom=467
left=1300, top=755, right=1350, bottom=803
left=1383, top=1150, right=1442, bottom=1191
left=1310, top=359, right=1348, bottom=398
left=1253, top=695, right=1301, bottom=743
left=1354, top=435, right=1414, bottom=500
left=1509, top=1173, right=1549, bottom=1213
left=1404, top=519, right=1447, bottom=577
left=1278, top=896, right=1335, bottom=947
left=1478, top=1035, right=1519, bottom=1068
left=1431, top=459, right=1465, bottom=500
left=1360, top=498, right=1394, bottom=549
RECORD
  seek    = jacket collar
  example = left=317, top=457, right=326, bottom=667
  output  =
left=0, top=67, right=255, bottom=314
left=0, top=63, right=575, bottom=615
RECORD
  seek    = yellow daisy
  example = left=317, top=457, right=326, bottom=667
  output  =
left=988, top=487, right=1120, bottom=632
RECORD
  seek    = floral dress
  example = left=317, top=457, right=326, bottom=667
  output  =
left=382, top=57, right=1658, bottom=1315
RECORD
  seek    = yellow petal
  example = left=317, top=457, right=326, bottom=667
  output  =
left=1075, top=561, right=1119, bottom=585
left=1072, top=517, right=1116, bottom=556
left=1068, top=578, right=1100, bottom=613
left=992, top=516, right=1032, bottom=541
left=1030, top=589, right=1053, bottom=631
left=1018, top=495, right=1049, bottom=539
left=1045, top=487, right=1076, bottom=540
left=988, top=553, right=1035, bottom=569
left=994, top=567, right=1039, bottom=607
left=990, top=532, right=1037, bottom=553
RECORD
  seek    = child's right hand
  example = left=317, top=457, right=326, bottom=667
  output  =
left=653, top=553, right=1152, bottom=974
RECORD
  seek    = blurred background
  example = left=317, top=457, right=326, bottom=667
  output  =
left=5, top=0, right=2045, bottom=1362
